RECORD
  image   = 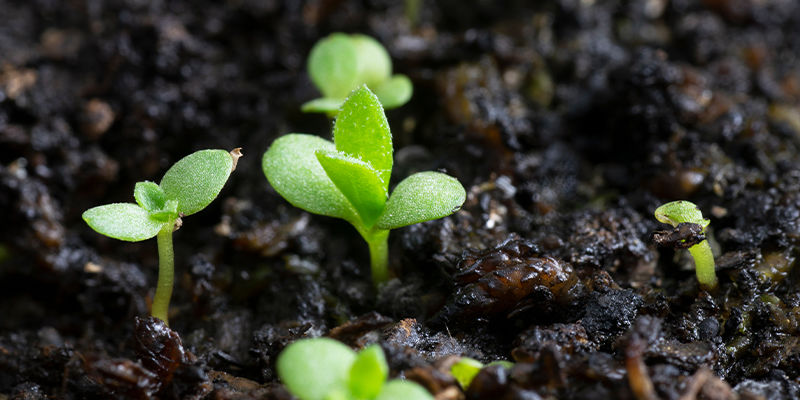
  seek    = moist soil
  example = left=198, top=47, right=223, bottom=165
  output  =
left=2, top=1, right=800, bottom=399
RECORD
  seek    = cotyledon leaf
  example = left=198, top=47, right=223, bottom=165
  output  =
left=376, top=171, right=466, bottom=230
left=160, top=149, right=235, bottom=216
left=277, top=338, right=356, bottom=400
left=82, top=203, right=167, bottom=242
left=308, top=33, right=360, bottom=99
left=373, top=74, right=413, bottom=110
left=263, top=134, right=358, bottom=222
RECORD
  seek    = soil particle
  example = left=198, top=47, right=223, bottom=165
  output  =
left=580, top=289, right=643, bottom=347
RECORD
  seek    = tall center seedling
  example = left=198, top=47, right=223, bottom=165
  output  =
left=263, top=86, right=465, bottom=285
left=83, top=148, right=241, bottom=325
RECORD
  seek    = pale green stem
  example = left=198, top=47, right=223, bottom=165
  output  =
left=367, top=230, right=390, bottom=286
left=152, top=222, right=175, bottom=325
left=355, top=225, right=390, bottom=286
left=688, top=240, right=717, bottom=289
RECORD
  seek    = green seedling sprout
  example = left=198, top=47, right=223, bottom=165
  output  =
left=654, top=200, right=717, bottom=289
left=302, top=33, right=413, bottom=115
left=83, top=148, right=242, bottom=325
left=450, top=357, right=514, bottom=390
left=277, top=337, right=433, bottom=400
left=263, top=86, right=465, bottom=285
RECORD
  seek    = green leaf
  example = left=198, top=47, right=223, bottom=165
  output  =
left=83, top=203, right=167, bottom=242
left=159, top=149, right=234, bottom=216
left=333, top=87, right=393, bottom=187
left=373, top=75, right=413, bottom=109
left=350, top=34, right=392, bottom=88
left=348, top=344, right=389, bottom=399
left=263, top=134, right=357, bottom=222
left=148, top=199, right=179, bottom=222
left=277, top=338, right=357, bottom=400
left=308, top=33, right=360, bottom=99
left=374, top=380, right=433, bottom=400
left=376, top=172, right=466, bottom=230
left=654, top=200, right=710, bottom=231
left=316, top=150, right=387, bottom=227
left=301, top=97, right=345, bottom=114
left=134, top=181, right=166, bottom=211
left=450, top=357, right=483, bottom=389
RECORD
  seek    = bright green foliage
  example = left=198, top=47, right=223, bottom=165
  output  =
left=83, top=148, right=241, bottom=324
left=377, top=172, right=466, bottom=230
left=263, top=87, right=465, bottom=285
left=302, top=33, right=413, bottom=114
left=276, top=338, right=433, bottom=400
left=84, top=149, right=238, bottom=240
left=450, top=357, right=514, bottom=390
left=348, top=345, right=388, bottom=399
left=654, top=200, right=717, bottom=289
left=83, top=203, right=165, bottom=242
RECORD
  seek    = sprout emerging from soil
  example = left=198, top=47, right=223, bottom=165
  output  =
left=654, top=200, right=717, bottom=289
left=451, top=357, right=514, bottom=390
left=302, top=33, right=413, bottom=115
left=277, top=338, right=433, bottom=400
left=83, top=149, right=241, bottom=325
left=263, top=86, right=465, bottom=285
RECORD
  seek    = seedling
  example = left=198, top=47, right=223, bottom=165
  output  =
left=654, top=200, right=717, bottom=289
left=302, top=33, right=413, bottom=115
left=450, top=357, right=513, bottom=390
left=277, top=337, right=433, bottom=400
left=83, top=149, right=241, bottom=325
left=263, top=86, right=465, bottom=285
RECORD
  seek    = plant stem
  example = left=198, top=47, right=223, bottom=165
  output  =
left=688, top=240, right=717, bottom=289
left=152, top=222, right=175, bottom=325
left=367, top=230, right=390, bottom=286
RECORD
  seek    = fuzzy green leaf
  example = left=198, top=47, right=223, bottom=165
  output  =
left=316, top=150, right=387, bottom=227
left=350, top=34, right=392, bottom=88
left=373, top=75, right=413, bottom=110
left=134, top=181, right=166, bottom=211
left=308, top=33, right=360, bottom=99
left=374, top=380, right=433, bottom=400
left=348, top=344, right=389, bottom=399
left=333, top=87, right=393, bottom=187
left=451, top=357, right=483, bottom=389
left=654, top=200, right=710, bottom=231
left=301, top=97, right=345, bottom=114
left=148, top=199, right=179, bottom=222
left=159, top=149, right=234, bottom=216
left=83, top=203, right=166, bottom=242
left=263, top=134, right=357, bottom=222
left=277, top=338, right=356, bottom=400
left=377, top=172, right=466, bottom=230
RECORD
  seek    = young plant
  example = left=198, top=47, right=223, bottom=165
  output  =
left=450, top=357, right=514, bottom=390
left=654, top=200, right=717, bottom=289
left=263, top=86, right=465, bottom=285
left=83, top=148, right=241, bottom=325
left=277, top=337, right=433, bottom=400
left=302, top=33, right=413, bottom=115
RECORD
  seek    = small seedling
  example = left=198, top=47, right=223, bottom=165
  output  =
left=654, top=200, right=717, bottom=289
left=302, top=33, right=413, bottom=115
left=263, top=86, right=465, bottom=285
left=450, top=357, right=513, bottom=390
left=277, top=337, right=433, bottom=400
left=83, top=148, right=241, bottom=325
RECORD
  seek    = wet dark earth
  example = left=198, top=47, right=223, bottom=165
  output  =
left=2, top=0, right=800, bottom=399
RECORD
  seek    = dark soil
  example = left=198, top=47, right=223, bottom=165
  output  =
left=2, top=0, right=800, bottom=399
